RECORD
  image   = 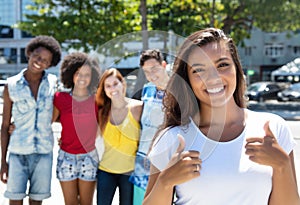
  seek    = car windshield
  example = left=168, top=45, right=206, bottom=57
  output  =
left=248, top=83, right=266, bottom=92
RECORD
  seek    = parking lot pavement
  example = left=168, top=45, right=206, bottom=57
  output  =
left=248, top=100, right=300, bottom=121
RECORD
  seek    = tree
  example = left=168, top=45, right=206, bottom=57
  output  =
left=132, top=0, right=148, bottom=99
left=15, top=0, right=141, bottom=52
left=217, top=0, right=300, bottom=44
left=140, top=0, right=149, bottom=50
left=148, top=0, right=300, bottom=45
left=16, top=0, right=300, bottom=52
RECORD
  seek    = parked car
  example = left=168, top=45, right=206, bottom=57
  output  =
left=277, top=82, right=300, bottom=102
left=246, top=81, right=283, bottom=102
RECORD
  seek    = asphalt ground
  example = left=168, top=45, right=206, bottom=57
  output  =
left=247, top=100, right=300, bottom=121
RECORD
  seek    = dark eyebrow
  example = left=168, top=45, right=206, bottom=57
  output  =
left=191, top=63, right=204, bottom=68
left=143, top=65, right=159, bottom=71
left=190, top=57, right=230, bottom=68
left=215, top=57, right=230, bottom=63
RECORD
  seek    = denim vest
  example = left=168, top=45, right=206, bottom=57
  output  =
left=7, top=69, right=57, bottom=154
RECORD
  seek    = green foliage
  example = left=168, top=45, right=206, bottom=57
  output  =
left=149, top=0, right=212, bottom=36
left=148, top=0, right=300, bottom=45
left=15, top=0, right=141, bottom=52
left=218, top=0, right=300, bottom=43
left=15, top=0, right=300, bottom=52
left=252, top=0, right=300, bottom=32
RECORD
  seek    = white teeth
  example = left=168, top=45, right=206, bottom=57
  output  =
left=207, top=87, right=223, bottom=94
left=111, top=91, right=118, bottom=95
left=33, top=63, right=41, bottom=69
left=151, top=77, right=158, bottom=81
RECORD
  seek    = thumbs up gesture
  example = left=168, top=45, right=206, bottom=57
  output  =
left=160, top=134, right=202, bottom=187
left=245, top=121, right=290, bottom=169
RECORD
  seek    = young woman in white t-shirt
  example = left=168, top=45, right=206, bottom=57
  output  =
left=143, top=28, right=300, bottom=205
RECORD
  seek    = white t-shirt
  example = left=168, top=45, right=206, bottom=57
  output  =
left=149, top=110, right=296, bottom=205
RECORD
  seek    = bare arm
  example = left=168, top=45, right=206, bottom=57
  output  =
left=0, top=85, right=12, bottom=183
left=245, top=122, right=300, bottom=205
left=268, top=151, right=299, bottom=205
left=129, top=99, right=143, bottom=122
left=143, top=165, right=175, bottom=205
left=143, top=135, right=201, bottom=205
left=52, top=105, right=60, bottom=123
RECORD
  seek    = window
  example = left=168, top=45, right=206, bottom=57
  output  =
left=245, top=47, right=252, bottom=56
left=0, top=48, right=17, bottom=64
left=21, top=31, right=34, bottom=38
left=264, top=44, right=284, bottom=58
left=0, top=25, right=13, bottom=38
left=21, top=48, right=27, bottom=64
left=293, top=46, right=300, bottom=55
left=267, top=84, right=279, bottom=92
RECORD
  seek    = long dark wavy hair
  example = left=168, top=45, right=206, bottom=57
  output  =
left=95, top=68, right=126, bottom=134
left=161, top=28, right=247, bottom=131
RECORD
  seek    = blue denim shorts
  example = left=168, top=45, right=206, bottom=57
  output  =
left=56, top=149, right=99, bottom=181
left=4, top=152, right=53, bottom=201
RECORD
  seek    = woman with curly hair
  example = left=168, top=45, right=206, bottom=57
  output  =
left=52, top=52, right=100, bottom=205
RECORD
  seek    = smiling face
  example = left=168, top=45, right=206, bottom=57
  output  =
left=142, top=58, right=167, bottom=88
left=187, top=40, right=236, bottom=108
left=73, top=65, right=92, bottom=90
left=28, top=47, right=53, bottom=73
left=104, top=75, right=125, bottom=99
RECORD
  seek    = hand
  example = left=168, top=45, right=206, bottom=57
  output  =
left=245, top=121, right=290, bottom=170
left=8, top=122, right=15, bottom=135
left=159, top=134, right=202, bottom=188
left=0, top=162, right=8, bottom=184
left=57, top=137, right=62, bottom=146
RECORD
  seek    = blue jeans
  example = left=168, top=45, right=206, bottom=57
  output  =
left=97, top=169, right=133, bottom=205
left=4, top=152, right=53, bottom=201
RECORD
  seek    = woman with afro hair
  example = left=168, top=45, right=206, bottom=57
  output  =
left=52, top=52, right=101, bottom=205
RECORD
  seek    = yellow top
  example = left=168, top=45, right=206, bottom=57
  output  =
left=99, top=109, right=140, bottom=174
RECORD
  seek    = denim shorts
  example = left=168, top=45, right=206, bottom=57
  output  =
left=4, top=152, right=53, bottom=201
left=56, top=149, right=99, bottom=181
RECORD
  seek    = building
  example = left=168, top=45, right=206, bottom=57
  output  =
left=0, top=0, right=59, bottom=79
left=238, top=27, right=300, bottom=83
left=0, top=0, right=32, bottom=78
